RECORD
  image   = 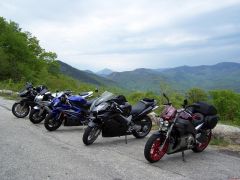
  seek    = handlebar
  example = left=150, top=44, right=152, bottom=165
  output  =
left=162, top=93, right=171, bottom=105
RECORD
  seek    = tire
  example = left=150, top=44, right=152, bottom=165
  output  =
left=192, top=130, right=212, bottom=153
left=29, top=109, right=47, bottom=124
left=44, top=113, right=62, bottom=131
left=12, top=102, right=30, bottom=118
left=82, top=126, right=101, bottom=145
left=132, top=116, right=152, bottom=138
left=144, top=133, right=169, bottom=163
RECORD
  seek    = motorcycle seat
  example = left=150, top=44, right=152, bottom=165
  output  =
left=79, top=92, right=89, bottom=96
left=131, top=101, right=148, bottom=116
left=141, top=99, right=155, bottom=106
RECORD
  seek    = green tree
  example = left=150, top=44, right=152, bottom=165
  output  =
left=186, top=88, right=208, bottom=104
left=209, top=90, right=240, bottom=121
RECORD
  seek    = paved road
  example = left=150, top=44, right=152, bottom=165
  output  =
left=0, top=97, right=240, bottom=180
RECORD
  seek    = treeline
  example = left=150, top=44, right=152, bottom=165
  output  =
left=0, top=17, right=239, bottom=126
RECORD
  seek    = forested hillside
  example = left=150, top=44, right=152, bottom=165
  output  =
left=0, top=17, right=98, bottom=92
left=107, top=62, right=240, bottom=93
left=58, top=61, right=117, bottom=87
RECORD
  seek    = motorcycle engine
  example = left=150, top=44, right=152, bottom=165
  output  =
left=179, top=134, right=195, bottom=149
left=186, top=134, right=195, bottom=149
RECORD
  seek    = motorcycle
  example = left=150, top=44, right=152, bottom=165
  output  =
left=12, top=82, right=47, bottom=118
left=82, top=91, right=158, bottom=145
left=29, top=88, right=59, bottom=124
left=144, top=93, right=219, bottom=163
left=44, top=91, right=95, bottom=131
left=29, top=90, right=92, bottom=124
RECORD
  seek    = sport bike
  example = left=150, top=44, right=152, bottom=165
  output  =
left=82, top=91, right=158, bottom=145
left=44, top=91, right=94, bottom=131
left=29, top=90, right=92, bottom=124
left=144, top=93, right=219, bottom=163
left=28, top=89, right=69, bottom=124
left=12, top=82, right=47, bottom=118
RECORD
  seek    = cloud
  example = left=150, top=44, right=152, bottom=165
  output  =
left=0, top=0, right=240, bottom=71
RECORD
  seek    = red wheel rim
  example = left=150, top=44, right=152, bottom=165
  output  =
left=150, top=138, right=168, bottom=161
left=197, top=131, right=212, bottom=151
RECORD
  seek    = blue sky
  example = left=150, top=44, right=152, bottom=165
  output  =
left=1, top=0, right=240, bottom=71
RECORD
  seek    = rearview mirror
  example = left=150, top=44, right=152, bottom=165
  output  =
left=183, top=99, right=188, bottom=106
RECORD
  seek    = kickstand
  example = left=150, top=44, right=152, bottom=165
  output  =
left=125, top=135, right=128, bottom=144
left=182, top=151, right=186, bottom=162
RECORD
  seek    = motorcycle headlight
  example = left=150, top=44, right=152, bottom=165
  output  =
left=159, top=118, right=164, bottom=129
left=95, top=102, right=109, bottom=112
left=35, top=95, right=43, bottom=102
left=164, top=120, right=169, bottom=127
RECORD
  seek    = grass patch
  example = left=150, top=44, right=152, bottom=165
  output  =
left=151, top=124, right=159, bottom=130
left=0, top=93, right=18, bottom=100
left=219, top=120, right=240, bottom=128
left=210, top=137, right=230, bottom=146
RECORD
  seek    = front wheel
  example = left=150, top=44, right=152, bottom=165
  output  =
left=144, top=133, right=169, bottom=163
left=132, top=116, right=152, bottom=138
left=29, top=109, right=47, bottom=124
left=12, top=102, right=30, bottom=118
left=44, top=113, right=62, bottom=131
left=82, top=126, right=101, bottom=145
left=192, top=130, right=212, bottom=153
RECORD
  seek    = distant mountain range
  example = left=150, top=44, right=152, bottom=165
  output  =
left=58, top=61, right=240, bottom=93
left=58, top=61, right=117, bottom=87
left=106, top=62, right=240, bottom=92
left=96, top=68, right=113, bottom=77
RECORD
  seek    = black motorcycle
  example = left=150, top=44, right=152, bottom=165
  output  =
left=82, top=91, right=158, bottom=145
left=144, top=93, right=219, bottom=163
left=12, top=83, right=46, bottom=118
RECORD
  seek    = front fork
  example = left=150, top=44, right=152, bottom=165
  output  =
left=159, top=124, right=173, bottom=151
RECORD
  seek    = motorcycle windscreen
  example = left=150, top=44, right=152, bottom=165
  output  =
left=90, top=91, right=115, bottom=111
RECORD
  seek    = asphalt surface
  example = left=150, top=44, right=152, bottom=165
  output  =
left=0, top=97, right=240, bottom=180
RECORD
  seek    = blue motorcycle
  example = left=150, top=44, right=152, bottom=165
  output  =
left=44, top=91, right=95, bottom=131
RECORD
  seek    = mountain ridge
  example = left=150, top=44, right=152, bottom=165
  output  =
left=106, top=62, right=240, bottom=92
left=57, top=61, right=118, bottom=87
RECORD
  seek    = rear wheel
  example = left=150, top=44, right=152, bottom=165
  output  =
left=44, top=113, right=62, bottom=131
left=132, top=116, right=152, bottom=138
left=12, top=102, right=30, bottom=118
left=192, top=130, right=212, bottom=153
left=29, top=109, right=47, bottom=124
left=144, top=133, right=169, bottom=163
left=82, top=126, right=101, bottom=145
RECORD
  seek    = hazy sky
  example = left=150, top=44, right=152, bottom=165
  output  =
left=1, top=0, right=240, bottom=71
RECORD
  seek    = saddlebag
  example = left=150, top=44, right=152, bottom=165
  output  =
left=192, top=102, right=217, bottom=116
left=203, top=115, right=219, bottom=129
